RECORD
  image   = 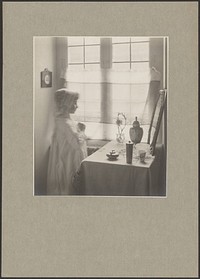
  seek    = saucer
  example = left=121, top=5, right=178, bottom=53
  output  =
left=107, top=156, right=118, bottom=161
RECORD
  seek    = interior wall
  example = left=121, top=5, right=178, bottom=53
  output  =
left=34, top=37, right=57, bottom=195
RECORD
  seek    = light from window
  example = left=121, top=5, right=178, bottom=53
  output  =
left=85, top=100, right=101, bottom=122
left=84, top=84, right=101, bottom=100
left=112, top=63, right=130, bottom=71
left=68, top=37, right=100, bottom=70
left=85, top=64, right=100, bottom=70
left=131, top=42, right=149, bottom=61
left=113, top=44, right=130, bottom=62
left=112, top=37, right=130, bottom=43
left=111, top=37, right=150, bottom=125
left=112, top=84, right=130, bottom=122
left=130, top=102, right=147, bottom=121
left=68, top=46, right=83, bottom=64
left=68, top=64, right=84, bottom=71
left=66, top=82, right=84, bottom=100
left=130, top=84, right=149, bottom=121
left=76, top=101, right=85, bottom=116
left=66, top=36, right=152, bottom=129
left=85, top=45, right=100, bottom=63
left=112, top=84, right=130, bottom=100
left=84, top=84, right=101, bottom=122
left=85, top=37, right=100, bottom=45
left=131, top=37, right=150, bottom=42
left=130, top=84, right=149, bottom=102
left=131, top=62, right=149, bottom=72
left=113, top=103, right=130, bottom=120
left=68, top=37, right=83, bottom=46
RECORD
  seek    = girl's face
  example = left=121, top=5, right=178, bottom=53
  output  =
left=69, top=100, right=78, bottom=114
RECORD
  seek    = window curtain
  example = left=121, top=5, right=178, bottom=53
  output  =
left=55, top=37, right=68, bottom=89
left=141, top=67, right=161, bottom=125
left=55, top=37, right=164, bottom=140
left=63, top=67, right=160, bottom=125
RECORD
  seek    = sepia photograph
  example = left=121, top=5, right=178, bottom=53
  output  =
left=3, top=2, right=198, bottom=277
left=34, top=36, right=168, bottom=196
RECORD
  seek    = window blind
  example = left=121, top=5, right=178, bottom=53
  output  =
left=65, top=37, right=159, bottom=132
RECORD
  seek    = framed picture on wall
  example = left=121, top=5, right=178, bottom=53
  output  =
left=41, top=68, right=52, bottom=87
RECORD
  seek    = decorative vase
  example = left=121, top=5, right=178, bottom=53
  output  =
left=129, top=117, right=143, bottom=144
left=116, top=133, right=125, bottom=143
left=116, top=113, right=126, bottom=143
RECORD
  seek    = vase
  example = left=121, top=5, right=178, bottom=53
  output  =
left=116, top=133, right=125, bottom=143
left=129, top=117, right=143, bottom=144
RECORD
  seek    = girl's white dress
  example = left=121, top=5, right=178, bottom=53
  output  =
left=47, top=117, right=85, bottom=195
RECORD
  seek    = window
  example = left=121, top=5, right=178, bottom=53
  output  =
left=111, top=37, right=150, bottom=124
left=67, top=37, right=101, bottom=122
left=65, top=37, right=160, bottom=140
left=67, top=37, right=100, bottom=70
left=112, top=37, right=150, bottom=71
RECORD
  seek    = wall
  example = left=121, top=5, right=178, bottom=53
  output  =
left=34, top=37, right=57, bottom=195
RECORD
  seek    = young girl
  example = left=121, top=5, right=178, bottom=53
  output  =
left=47, top=88, right=84, bottom=195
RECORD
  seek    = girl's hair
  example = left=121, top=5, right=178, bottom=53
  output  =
left=55, top=88, right=79, bottom=116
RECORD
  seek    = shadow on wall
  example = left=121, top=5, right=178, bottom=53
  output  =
left=34, top=147, right=50, bottom=195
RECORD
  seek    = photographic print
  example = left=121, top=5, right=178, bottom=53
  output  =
left=3, top=2, right=198, bottom=278
left=34, top=36, right=168, bottom=197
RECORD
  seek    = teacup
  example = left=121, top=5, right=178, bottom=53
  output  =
left=135, top=143, right=151, bottom=156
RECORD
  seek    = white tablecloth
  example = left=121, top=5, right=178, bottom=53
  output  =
left=77, top=140, right=161, bottom=196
